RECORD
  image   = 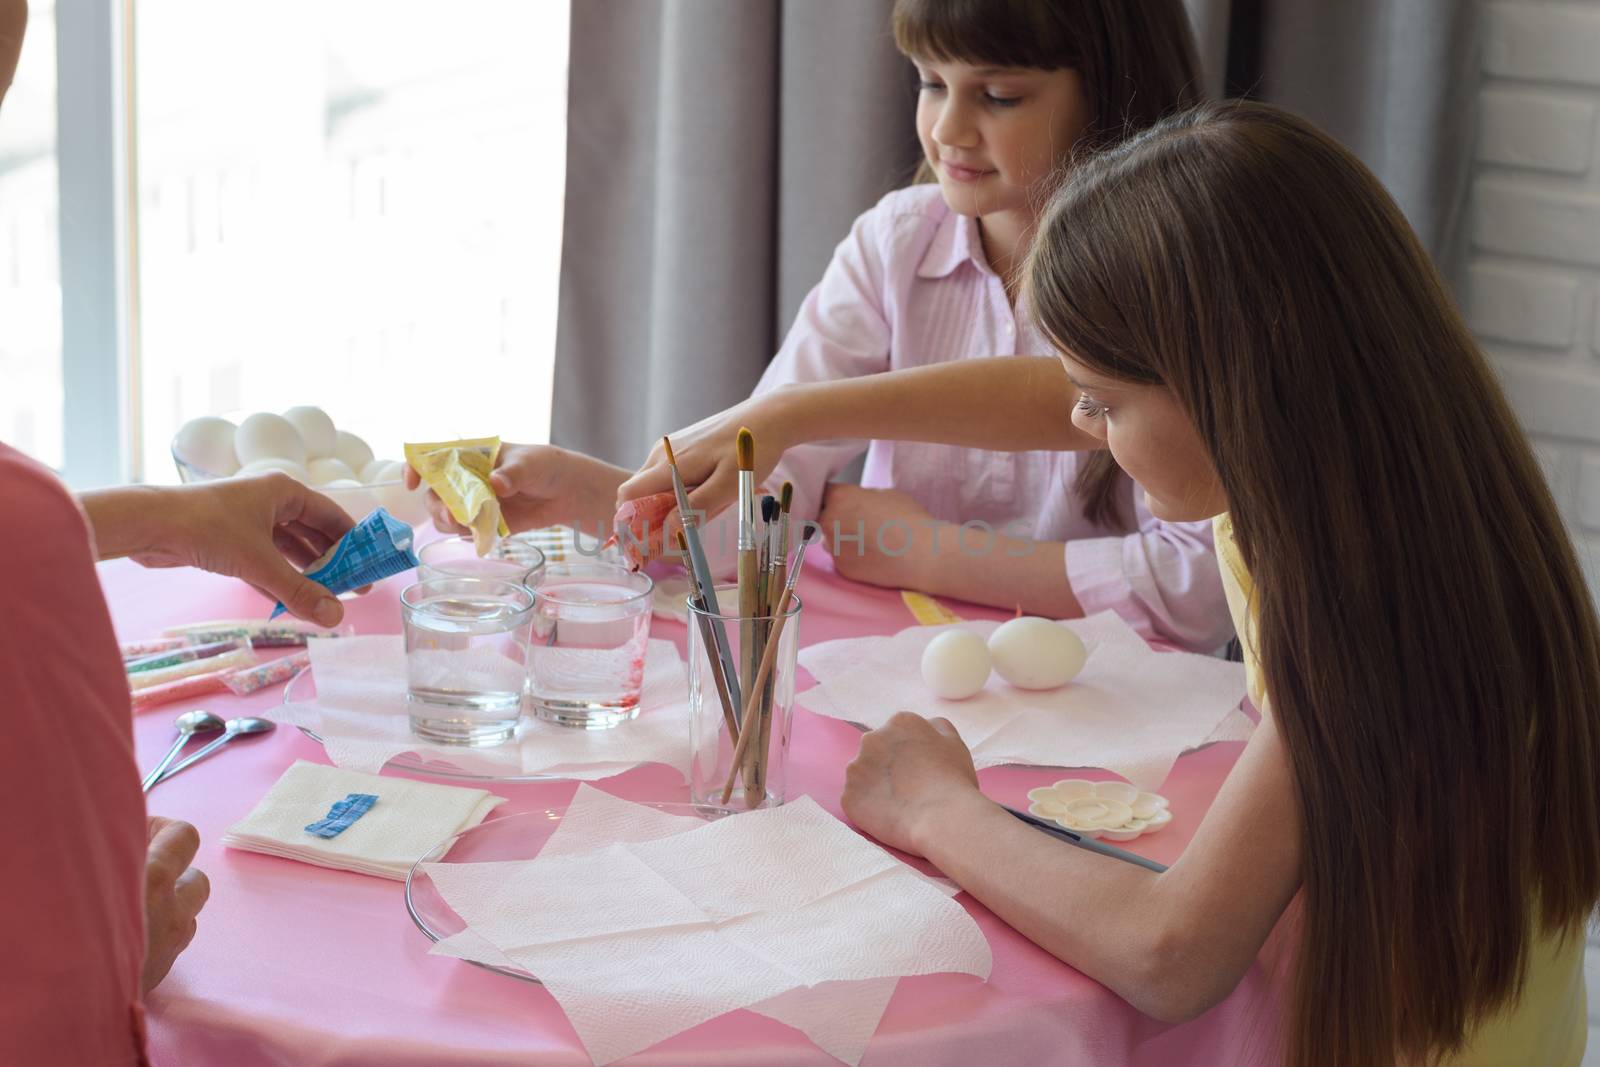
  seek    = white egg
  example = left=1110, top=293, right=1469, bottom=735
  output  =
left=364, top=459, right=406, bottom=485
left=234, top=412, right=307, bottom=467
left=920, top=629, right=993, bottom=701
left=235, top=457, right=308, bottom=482
left=332, top=430, right=375, bottom=475
left=359, top=458, right=395, bottom=484
left=305, top=457, right=358, bottom=486
left=988, top=617, right=1087, bottom=691
left=321, top=478, right=363, bottom=490
left=282, top=406, right=338, bottom=458
left=172, top=416, right=239, bottom=476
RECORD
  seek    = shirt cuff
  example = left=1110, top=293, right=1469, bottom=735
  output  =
left=1064, top=535, right=1162, bottom=644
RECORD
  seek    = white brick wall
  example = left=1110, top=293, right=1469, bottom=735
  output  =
left=1470, top=5, right=1600, bottom=1059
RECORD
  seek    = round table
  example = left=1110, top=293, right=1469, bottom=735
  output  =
left=104, top=548, right=1278, bottom=1066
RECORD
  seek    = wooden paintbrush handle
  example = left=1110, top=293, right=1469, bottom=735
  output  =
left=738, top=551, right=762, bottom=801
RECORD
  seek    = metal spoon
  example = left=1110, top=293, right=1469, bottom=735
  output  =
left=142, top=710, right=226, bottom=792
left=150, top=717, right=277, bottom=789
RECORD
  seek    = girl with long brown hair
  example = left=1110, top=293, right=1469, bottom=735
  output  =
left=813, top=101, right=1595, bottom=1065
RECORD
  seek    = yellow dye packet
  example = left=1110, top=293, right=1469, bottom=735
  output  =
left=900, top=590, right=964, bottom=625
left=404, top=436, right=510, bottom=555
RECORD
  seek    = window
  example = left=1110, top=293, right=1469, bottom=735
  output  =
left=0, top=0, right=63, bottom=470
left=3, top=0, right=568, bottom=484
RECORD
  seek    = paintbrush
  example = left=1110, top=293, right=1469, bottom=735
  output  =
left=721, top=528, right=817, bottom=805
left=736, top=427, right=759, bottom=715
left=674, top=531, right=741, bottom=744
left=757, top=495, right=778, bottom=615
left=1002, top=805, right=1169, bottom=873
left=662, top=436, right=743, bottom=713
left=766, top=482, right=792, bottom=611
left=755, top=492, right=787, bottom=799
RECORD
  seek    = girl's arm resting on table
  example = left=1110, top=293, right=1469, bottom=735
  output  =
left=816, top=485, right=1087, bottom=616
left=914, top=531, right=1085, bottom=617
left=620, top=357, right=1100, bottom=520
left=859, top=711, right=1301, bottom=1023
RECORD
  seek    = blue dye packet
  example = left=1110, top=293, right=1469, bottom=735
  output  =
left=270, top=507, right=420, bottom=619
left=304, top=793, right=379, bottom=839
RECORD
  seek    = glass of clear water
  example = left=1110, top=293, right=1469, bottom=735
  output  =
left=418, top=536, right=547, bottom=588
left=401, top=577, right=535, bottom=745
left=527, top=562, right=653, bottom=729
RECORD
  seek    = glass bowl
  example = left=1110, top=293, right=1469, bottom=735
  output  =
left=404, top=802, right=712, bottom=983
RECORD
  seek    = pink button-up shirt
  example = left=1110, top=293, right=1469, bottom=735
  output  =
left=704, top=185, right=1231, bottom=652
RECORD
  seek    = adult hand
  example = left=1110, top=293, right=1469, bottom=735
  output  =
left=403, top=443, right=627, bottom=539
left=80, top=474, right=356, bottom=625
left=817, top=484, right=939, bottom=590
left=142, top=817, right=210, bottom=994
left=615, top=389, right=803, bottom=529
left=841, top=712, right=984, bottom=857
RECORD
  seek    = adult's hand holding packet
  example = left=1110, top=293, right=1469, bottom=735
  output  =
left=404, top=436, right=509, bottom=555
left=269, top=507, right=420, bottom=619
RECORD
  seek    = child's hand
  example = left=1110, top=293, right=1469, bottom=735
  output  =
left=818, top=484, right=940, bottom=590
left=404, top=443, right=627, bottom=538
left=842, top=712, right=983, bottom=858
left=616, top=390, right=803, bottom=529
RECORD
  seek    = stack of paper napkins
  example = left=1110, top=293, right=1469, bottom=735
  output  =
left=273, top=635, right=692, bottom=780
left=797, top=611, right=1252, bottom=790
left=222, top=760, right=505, bottom=880
left=426, top=786, right=991, bottom=1065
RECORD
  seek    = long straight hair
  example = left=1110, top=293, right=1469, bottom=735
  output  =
left=1027, top=99, right=1600, bottom=1066
left=892, top=0, right=1207, bottom=527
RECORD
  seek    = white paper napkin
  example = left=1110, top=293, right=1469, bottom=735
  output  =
left=797, top=611, right=1250, bottom=789
left=426, top=787, right=989, bottom=1065
left=221, top=760, right=505, bottom=879
left=275, top=636, right=692, bottom=780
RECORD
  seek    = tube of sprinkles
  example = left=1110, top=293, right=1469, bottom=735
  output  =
left=125, top=639, right=245, bottom=675
left=161, top=621, right=346, bottom=646
left=128, top=646, right=256, bottom=691
left=130, top=667, right=235, bottom=712
left=122, top=637, right=187, bottom=660
left=222, top=651, right=310, bottom=696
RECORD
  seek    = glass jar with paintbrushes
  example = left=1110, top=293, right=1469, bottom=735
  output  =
left=659, top=431, right=811, bottom=812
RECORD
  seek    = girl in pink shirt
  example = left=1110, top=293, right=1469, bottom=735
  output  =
left=422, top=0, right=1232, bottom=651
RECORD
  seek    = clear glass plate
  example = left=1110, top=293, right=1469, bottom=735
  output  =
left=404, top=802, right=712, bottom=984
left=282, top=664, right=564, bottom=783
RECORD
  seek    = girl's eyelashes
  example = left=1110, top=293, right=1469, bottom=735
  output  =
left=914, top=77, right=1021, bottom=107
left=1074, top=394, right=1107, bottom=419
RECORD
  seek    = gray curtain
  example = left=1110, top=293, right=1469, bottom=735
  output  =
left=1248, top=0, right=1482, bottom=286
left=552, top=0, right=918, bottom=468
left=553, top=0, right=1481, bottom=461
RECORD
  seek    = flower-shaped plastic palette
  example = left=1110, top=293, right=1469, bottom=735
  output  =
left=1026, top=779, right=1172, bottom=841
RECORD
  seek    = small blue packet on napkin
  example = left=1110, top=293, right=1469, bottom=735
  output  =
left=304, top=793, right=379, bottom=838
left=270, top=507, right=420, bottom=619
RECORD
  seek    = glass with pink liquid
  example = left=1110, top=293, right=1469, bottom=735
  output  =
left=526, top=562, right=653, bottom=728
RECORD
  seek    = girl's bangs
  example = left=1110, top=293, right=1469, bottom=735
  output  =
left=892, top=0, right=1077, bottom=71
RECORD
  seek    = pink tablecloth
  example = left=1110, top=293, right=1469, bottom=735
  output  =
left=104, top=546, right=1280, bottom=1067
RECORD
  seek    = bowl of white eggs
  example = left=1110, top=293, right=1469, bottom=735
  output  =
left=171, top=407, right=430, bottom=527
